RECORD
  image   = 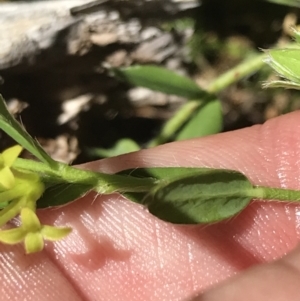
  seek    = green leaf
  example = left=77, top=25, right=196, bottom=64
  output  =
left=143, top=169, right=254, bottom=224
left=37, top=182, right=93, bottom=208
left=0, top=95, right=58, bottom=169
left=0, top=201, right=10, bottom=209
left=264, top=49, right=300, bottom=85
left=119, top=166, right=208, bottom=181
left=264, top=0, right=300, bottom=7
left=290, top=27, right=300, bottom=44
left=118, top=166, right=224, bottom=204
left=176, top=98, right=223, bottom=140
left=88, top=138, right=140, bottom=158
left=112, top=65, right=207, bottom=99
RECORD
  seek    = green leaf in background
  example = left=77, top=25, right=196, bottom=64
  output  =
left=264, top=0, right=300, bottom=7
left=88, top=138, right=140, bottom=158
left=176, top=98, right=223, bottom=140
left=37, top=182, right=94, bottom=208
left=112, top=65, right=207, bottom=99
left=144, top=169, right=253, bottom=224
left=264, top=49, right=300, bottom=88
left=0, top=95, right=58, bottom=169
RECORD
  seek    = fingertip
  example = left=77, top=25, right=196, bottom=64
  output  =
left=187, top=243, right=300, bottom=301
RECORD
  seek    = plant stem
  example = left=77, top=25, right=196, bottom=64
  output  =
left=147, top=101, right=200, bottom=147
left=13, top=158, right=156, bottom=194
left=206, top=53, right=266, bottom=94
left=251, top=185, right=300, bottom=202
left=148, top=53, right=266, bottom=147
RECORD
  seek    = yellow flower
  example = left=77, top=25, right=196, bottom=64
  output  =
left=0, top=171, right=45, bottom=227
left=0, top=208, right=72, bottom=253
left=0, top=145, right=71, bottom=253
left=0, top=145, right=22, bottom=189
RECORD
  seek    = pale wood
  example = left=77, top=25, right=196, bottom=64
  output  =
left=0, top=0, right=199, bottom=119
left=0, top=0, right=199, bottom=70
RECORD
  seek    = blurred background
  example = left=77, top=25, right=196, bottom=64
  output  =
left=0, top=0, right=299, bottom=163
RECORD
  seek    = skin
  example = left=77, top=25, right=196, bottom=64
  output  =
left=1, top=112, right=300, bottom=301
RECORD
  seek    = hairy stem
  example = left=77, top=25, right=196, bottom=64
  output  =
left=206, top=53, right=266, bottom=94
left=148, top=53, right=266, bottom=147
left=252, top=185, right=300, bottom=202
left=147, top=101, right=199, bottom=147
left=13, top=158, right=156, bottom=194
